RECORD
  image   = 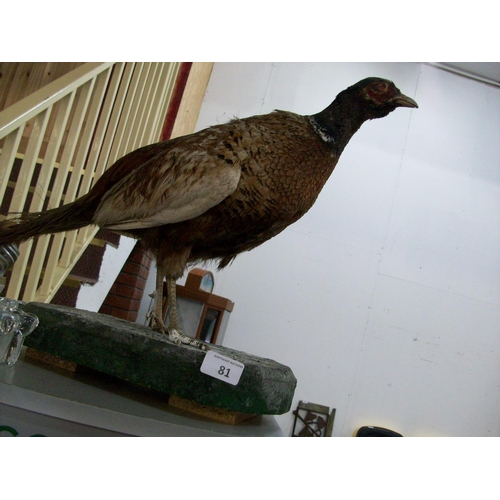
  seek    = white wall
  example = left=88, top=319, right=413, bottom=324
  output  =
left=76, top=235, right=136, bottom=312
left=182, top=62, right=500, bottom=437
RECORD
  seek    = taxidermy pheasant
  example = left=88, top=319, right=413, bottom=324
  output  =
left=0, top=77, right=417, bottom=349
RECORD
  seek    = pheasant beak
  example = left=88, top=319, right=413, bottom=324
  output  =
left=391, top=93, right=418, bottom=108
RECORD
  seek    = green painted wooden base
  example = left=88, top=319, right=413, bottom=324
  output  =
left=21, top=303, right=296, bottom=415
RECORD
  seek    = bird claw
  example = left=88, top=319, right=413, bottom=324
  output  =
left=168, top=328, right=208, bottom=351
left=149, top=314, right=207, bottom=350
left=149, top=313, right=166, bottom=334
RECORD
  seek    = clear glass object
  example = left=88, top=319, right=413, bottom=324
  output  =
left=0, top=243, right=39, bottom=366
left=0, top=297, right=39, bottom=366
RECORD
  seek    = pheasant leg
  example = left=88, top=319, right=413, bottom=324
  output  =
left=152, top=264, right=207, bottom=350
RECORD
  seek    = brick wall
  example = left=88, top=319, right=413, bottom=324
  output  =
left=98, top=244, right=153, bottom=321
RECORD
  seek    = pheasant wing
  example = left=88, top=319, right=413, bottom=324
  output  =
left=93, top=140, right=242, bottom=231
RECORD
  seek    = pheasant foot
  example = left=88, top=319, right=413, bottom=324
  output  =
left=150, top=313, right=208, bottom=350
left=168, top=328, right=208, bottom=350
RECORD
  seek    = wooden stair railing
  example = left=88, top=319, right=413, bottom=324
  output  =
left=0, top=62, right=182, bottom=303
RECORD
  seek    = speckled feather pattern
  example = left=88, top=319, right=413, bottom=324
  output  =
left=107, top=111, right=338, bottom=275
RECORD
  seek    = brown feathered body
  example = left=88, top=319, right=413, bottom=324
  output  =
left=128, top=112, right=337, bottom=277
